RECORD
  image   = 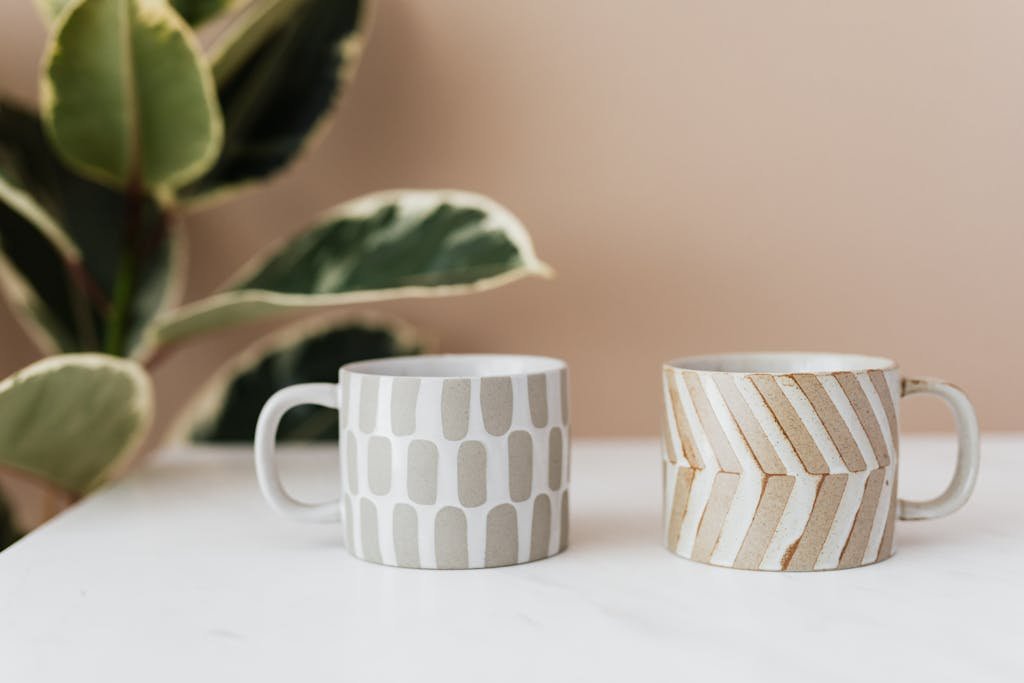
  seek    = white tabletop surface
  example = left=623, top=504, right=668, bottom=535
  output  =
left=0, top=436, right=1021, bottom=682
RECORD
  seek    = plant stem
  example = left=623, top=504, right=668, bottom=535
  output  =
left=143, top=341, right=176, bottom=371
left=103, top=250, right=136, bottom=355
left=63, top=263, right=99, bottom=351
left=66, top=261, right=110, bottom=314
left=103, top=180, right=145, bottom=356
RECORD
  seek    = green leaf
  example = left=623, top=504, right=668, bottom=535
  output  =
left=0, top=492, right=21, bottom=551
left=37, top=0, right=233, bottom=26
left=0, top=102, right=184, bottom=356
left=177, top=314, right=422, bottom=442
left=0, top=493, right=21, bottom=551
left=146, top=189, right=551, bottom=350
left=33, top=0, right=75, bottom=22
left=41, top=0, right=223, bottom=192
left=181, top=0, right=368, bottom=204
left=0, top=354, right=154, bottom=494
left=0, top=180, right=94, bottom=353
left=170, top=0, right=235, bottom=25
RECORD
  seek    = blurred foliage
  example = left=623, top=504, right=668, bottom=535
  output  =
left=0, top=0, right=550, bottom=548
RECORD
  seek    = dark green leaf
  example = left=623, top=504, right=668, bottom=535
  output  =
left=38, top=0, right=234, bottom=27
left=0, top=102, right=182, bottom=356
left=182, top=0, right=368, bottom=202
left=0, top=189, right=92, bottom=352
left=171, top=0, right=235, bottom=26
left=149, top=189, right=549, bottom=348
left=185, top=316, right=421, bottom=442
left=0, top=490, right=23, bottom=551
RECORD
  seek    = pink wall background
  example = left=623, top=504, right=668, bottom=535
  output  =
left=1, top=0, right=1021, bottom=458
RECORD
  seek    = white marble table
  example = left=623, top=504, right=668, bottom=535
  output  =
left=0, top=436, right=1020, bottom=682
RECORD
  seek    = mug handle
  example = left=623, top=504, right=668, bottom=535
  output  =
left=898, top=377, right=980, bottom=520
left=254, top=383, right=341, bottom=523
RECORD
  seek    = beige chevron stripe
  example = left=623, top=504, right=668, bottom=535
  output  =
left=710, top=468, right=765, bottom=564
left=868, top=369, right=900, bottom=452
left=664, top=369, right=703, bottom=468
left=857, top=373, right=898, bottom=467
left=816, top=472, right=867, bottom=567
left=662, top=460, right=674, bottom=533
left=877, top=469, right=898, bottom=561
left=683, top=373, right=741, bottom=473
left=864, top=474, right=894, bottom=563
left=701, top=374, right=764, bottom=475
left=792, top=374, right=867, bottom=472
left=690, top=472, right=741, bottom=562
left=660, top=414, right=672, bottom=461
left=782, top=474, right=848, bottom=570
left=835, top=372, right=891, bottom=467
left=733, top=475, right=796, bottom=570
left=713, top=375, right=787, bottom=474
left=661, top=379, right=678, bottom=465
left=666, top=466, right=695, bottom=552
left=776, top=376, right=849, bottom=473
left=819, top=374, right=880, bottom=470
left=663, top=368, right=901, bottom=571
left=674, top=466, right=716, bottom=557
left=838, top=468, right=886, bottom=568
left=760, top=474, right=816, bottom=568
left=750, top=375, right=829, bottom=474
left=734, top=376, right=810, bottom=474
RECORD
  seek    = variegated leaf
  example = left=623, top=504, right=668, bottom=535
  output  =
left=146, top=189, right=550, bottom=350
left=176, top=314, right=422, bottom=442
left=181, top=0, right=369, bottom=204
left=0, top=102, right=184, bottom=356
left=41, top=0, right=223, bottom=192
left=36, top=0, right=234, bottom=25
left=170, top=0, right=236, bottom=25
left=0, top=491, right=21, bottom=550
left=0, top=354, right=154, bottom=494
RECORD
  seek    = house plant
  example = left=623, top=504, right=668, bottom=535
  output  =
left=0, top=0, right=549, bottom=546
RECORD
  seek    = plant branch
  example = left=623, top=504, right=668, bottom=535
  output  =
left=66, top=260, right=110, bottom=314
left=142, top=340, right=177, bottom=372
left=63, top=263, right=99, bottom=351
left=139, top=203, right=172, bottom=265
left=103, top=178, right=145, bottom=356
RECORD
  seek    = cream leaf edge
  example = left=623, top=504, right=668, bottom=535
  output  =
left=162, top=310, right=428, bottom=445
left=0, top=352, right=154, bottom=492
left=143, top=188, right=553, bottom=351
left=39, top=0, right=224, bottom=194
left=0, top=175, right=82, bottom=354
left=180, top=0, right=374, bottom=209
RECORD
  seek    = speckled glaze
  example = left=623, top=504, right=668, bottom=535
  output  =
left=661, top=352, right=979, bottom=571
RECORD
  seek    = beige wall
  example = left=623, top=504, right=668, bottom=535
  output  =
left=1, top=0, right=1022, bottom=444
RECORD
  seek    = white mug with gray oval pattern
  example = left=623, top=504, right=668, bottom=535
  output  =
left=662, top=352, right=980, bottom=571
left=255, top=354, right=570, bottom=569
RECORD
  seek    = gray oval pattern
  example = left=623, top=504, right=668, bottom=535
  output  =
left=481, top=377, right=514, bottom=436
left=339, top=369, right=570, bottom=569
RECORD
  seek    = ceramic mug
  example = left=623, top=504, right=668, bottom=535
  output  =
left=255, top=354, right=570, bottom=569
left=661, top=352, right=979, bottom=571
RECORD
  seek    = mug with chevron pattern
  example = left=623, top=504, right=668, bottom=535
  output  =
left=661, top=352, right=980, bottom=571
left=255, top=354, right=570, bottom=569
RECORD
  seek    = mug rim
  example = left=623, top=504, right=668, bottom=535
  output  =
left=665, top=351, right=898, bottom=375
left=341, top=353, right=566, bottom=379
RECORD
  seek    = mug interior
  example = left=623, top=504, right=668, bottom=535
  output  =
left=667, top=351, right=896, bottom=374
left=342, top=353, right=565, bottom=378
